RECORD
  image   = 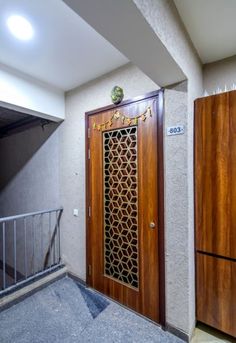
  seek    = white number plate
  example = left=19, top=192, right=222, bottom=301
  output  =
left=166, top=125, right=185, bottom=136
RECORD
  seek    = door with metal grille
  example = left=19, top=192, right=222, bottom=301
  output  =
left=86, top=91, right=164, bottom=323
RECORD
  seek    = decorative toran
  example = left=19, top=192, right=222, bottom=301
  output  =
left=92, top=106, right=152, bottom=131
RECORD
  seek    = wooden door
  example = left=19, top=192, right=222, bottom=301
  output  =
left=195, top=91, right=236, bottom=259
left=86, top=90, right=164, bottom=324
left=195, top=91, right=236, bottom=337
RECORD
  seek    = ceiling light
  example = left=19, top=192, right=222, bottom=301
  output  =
left=7, top=15, right=34, bottom=40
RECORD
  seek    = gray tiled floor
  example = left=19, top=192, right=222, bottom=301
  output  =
left=0, top=277, right=184, bottom=343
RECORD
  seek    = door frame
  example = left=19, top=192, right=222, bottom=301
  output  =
left=85, top=89, right=165, bottom=327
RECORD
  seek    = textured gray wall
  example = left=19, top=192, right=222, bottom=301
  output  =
left=164, top=87, right=189, bottom=333
left=203, top=55, right=236, bottom=94
left=0, top=124, right=61, bottom=216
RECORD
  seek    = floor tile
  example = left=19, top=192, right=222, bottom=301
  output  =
left=191, top=324, right=236, bottom=343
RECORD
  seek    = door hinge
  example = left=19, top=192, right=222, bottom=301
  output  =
left=88, top=128, right=90, bottom=139
left=88, top=264, right=92, bottom=276
left=88, top=206, right=91, bottom=217
left=88, top=149, right=91, bottom=159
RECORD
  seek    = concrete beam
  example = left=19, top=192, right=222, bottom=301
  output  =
left=63, top=0, right=186, bottom=87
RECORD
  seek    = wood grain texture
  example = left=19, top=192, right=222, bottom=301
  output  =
left=195, top=91, right=236, bottom=259
left=86, top=92, right=164, bottom=323
left=195, top=91, right=236, bottom=338
left=197, top=253, right=236, bottom=337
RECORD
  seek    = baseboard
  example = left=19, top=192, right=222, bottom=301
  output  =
left=67, top=270, right=86, bottom=286
left=166, top=323, right=190, bottom=342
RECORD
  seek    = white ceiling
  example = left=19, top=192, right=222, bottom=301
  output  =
left=0, top=0, right=128, bottom=91
left=174, top=0, right=236, bottom=64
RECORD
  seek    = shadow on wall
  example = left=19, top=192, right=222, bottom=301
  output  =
left=0, top=121, right=61, bottom=217
left=0, top=122, right=60, bottom=192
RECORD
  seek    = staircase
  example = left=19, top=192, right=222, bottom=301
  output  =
left=0, top=207, right=63, bottom=295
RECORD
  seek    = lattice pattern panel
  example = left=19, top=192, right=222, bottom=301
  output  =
left=103, top=127, right=138, bottom=288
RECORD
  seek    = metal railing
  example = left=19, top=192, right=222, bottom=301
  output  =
left=0, top=207, right=63, bottom=296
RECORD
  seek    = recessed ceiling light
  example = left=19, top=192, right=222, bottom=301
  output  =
left=7, top=15, right=34, bottom=40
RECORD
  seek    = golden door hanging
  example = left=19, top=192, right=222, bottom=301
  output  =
left=92, top=106, right=152, bottom=131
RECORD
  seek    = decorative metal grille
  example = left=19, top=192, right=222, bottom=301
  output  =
left=103, top=127, right=138, bottom=288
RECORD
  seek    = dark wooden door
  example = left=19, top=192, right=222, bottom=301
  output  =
left=86, top=91, right=164, bottom=323
left=195, top=91, right=236, bottom=337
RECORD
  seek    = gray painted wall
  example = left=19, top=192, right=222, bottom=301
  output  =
left=0, top=123, right=61, bottom=216
left=203, top=55, right=236, bottom=94
left=164, top=87, right=189, bottom=333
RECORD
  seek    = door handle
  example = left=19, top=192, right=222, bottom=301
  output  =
left=149, top=222, right=156, bottom=229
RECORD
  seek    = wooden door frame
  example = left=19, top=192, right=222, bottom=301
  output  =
left=85, top=89, right=166, bottom=327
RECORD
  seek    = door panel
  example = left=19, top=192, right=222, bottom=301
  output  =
left=195, top=91, right=236, bottom=337
left=86, top=93, right=163, bottom=323
left=195, top=92, right=236, bottom=258
left=197, top=253, right=236, bottom=337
